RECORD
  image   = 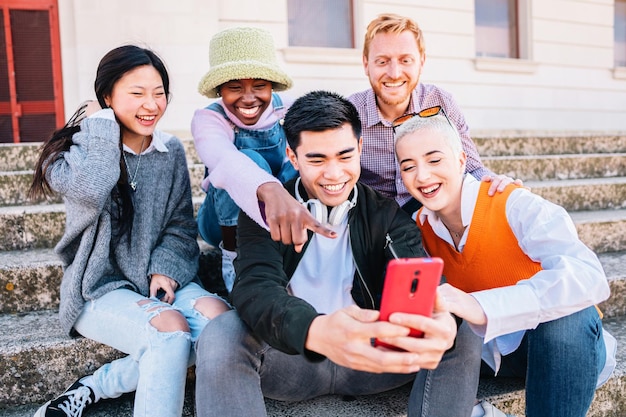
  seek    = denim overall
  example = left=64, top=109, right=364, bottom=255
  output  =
left=197, top=93, right=297, bottom=245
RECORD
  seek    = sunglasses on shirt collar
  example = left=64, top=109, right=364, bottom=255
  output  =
left=391, top=105, right=454, bottom=133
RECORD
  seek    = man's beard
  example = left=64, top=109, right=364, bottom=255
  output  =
left=372, top=78, right=418, bottom=108
left=377, top=93, right=411, bottom=107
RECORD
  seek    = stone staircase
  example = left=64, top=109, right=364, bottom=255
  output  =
left=0, top=131, right=625, bottom=417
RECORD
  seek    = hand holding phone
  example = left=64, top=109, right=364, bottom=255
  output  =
left=375, top=257, right=443, bottom=349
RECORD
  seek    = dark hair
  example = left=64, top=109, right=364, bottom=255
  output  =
left=283, top=90, right=361, bottom=151
left=94, top=45, right=170, bottom=109
left=29, top=45, right=169, bottom=240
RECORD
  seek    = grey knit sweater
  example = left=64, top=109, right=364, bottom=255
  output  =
left=47, top=112, right=199, bottom=335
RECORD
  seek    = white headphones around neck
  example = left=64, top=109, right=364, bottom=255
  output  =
left=294, top=177, right=358, bottom=226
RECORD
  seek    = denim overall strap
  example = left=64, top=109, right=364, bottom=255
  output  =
left=205, top=95, right=291, bottom=178
left=206, top=102, right=237, bottom=130
left=272, top=92, right=283, bottom=109
left=271, top=93, right=287, bottom=120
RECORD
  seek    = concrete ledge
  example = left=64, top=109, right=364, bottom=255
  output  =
left=0, top=164, right=205, bottom=208
left=600, top=251, right=626, bottom=318
left=0, top=243, right=221, bottom=315
left=1, top=316, right=623, bottom=416
left=0, top=310, right=123, bottom=407
left=0, top=248, right=61, bottom=314
left=0, top=143, right=40, bottom=172
left=483, top=154, right=626, bottom=181
left=3, top=249, right=626, bottom=319
left=527, top=177, right=626, bottom=211
left=0, top=197, right=204, bottom=251
left=5, top=160, right=626, bottom=208
left=0, top=204, right=66, bottom=251
left=571, top=209, right=626, bottom=254
left=472, top=133, right=626, bottom=157
left=1, top=202, right=623, bottom=254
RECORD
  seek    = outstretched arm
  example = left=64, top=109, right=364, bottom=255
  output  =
left=193, top=109, right=336, bottom=246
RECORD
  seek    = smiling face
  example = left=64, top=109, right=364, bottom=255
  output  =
left=363, top=30, right=425, bottom=119
left=396, top=127, right=466, bottom=217
left=287, top=123, right=362, bottom=208
left=104, top=65, right=167, bottom=145
left=219, top=78, right=273, bottom=125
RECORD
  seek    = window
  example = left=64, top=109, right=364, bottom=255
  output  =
left=0, top=0, right=64, bottom=143
left=475, top=0, right=519, bottom=58
left=287, top=0, right=354, bottom=48
left=616, top=0, right=626, bottom=67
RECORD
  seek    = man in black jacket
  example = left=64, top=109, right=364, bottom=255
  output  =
left=195, top=91, right=457, bottom=417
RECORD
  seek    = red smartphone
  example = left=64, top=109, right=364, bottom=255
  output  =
left=375, top=257, right=443, bottom=350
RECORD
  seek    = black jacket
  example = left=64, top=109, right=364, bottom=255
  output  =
left=232, top=180, right=426, bottom=357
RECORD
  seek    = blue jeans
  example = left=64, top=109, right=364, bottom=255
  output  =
left=485, top=306, right=606, bottom=417
left=411, top=321, right=483, bottom=417
left=74, top=282, right=221, bottom=417
left=434, top=306, right=606, bottom=417
left=195, top=310, right=472, bottom=417
left=197, top=148, right=296, bottom=245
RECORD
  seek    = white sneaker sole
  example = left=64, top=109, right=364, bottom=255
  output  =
left=33, top=400, right=52, bottom=417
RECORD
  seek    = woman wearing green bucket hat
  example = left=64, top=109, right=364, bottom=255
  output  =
left=192, top=27, right=335, bottom=293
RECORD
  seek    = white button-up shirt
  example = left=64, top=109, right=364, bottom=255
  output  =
left=418, top=175, right=615, bottom=385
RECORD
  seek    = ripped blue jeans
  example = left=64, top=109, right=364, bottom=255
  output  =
left=73, top=282, right=221, bottom=417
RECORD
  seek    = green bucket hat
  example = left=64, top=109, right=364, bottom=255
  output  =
left=198, top=27, right=293, bottom=98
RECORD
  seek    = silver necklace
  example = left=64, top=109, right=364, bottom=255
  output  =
left=445, top=223, right=467, bottom=240
left=122, top=136, right=147, bottom=191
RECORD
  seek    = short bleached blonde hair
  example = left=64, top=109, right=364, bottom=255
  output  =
left=395, top=113, right=463, bottom=157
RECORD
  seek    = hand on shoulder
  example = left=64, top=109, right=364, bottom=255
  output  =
left=481, top=174, right=525, bottom=196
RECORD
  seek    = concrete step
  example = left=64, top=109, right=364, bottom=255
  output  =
left=0, top=313, right=623, bottom=416
left=3, top=246, right=626, bottom=318
left=570, top=209, right=626, bottom=254
left=1, top=200, right=623, bottom=254
left=0, top=133, right=195, bottom=173
left=0, top=248, right=61, bottom=314
left=0, top=143, right=41, bottom=172
left=0, top=164, right=206, bottom=207
left=182, top=134, right=622, bottom=167
left=473, top=132, right=626, bottom=157
left=2, top=132, right=625, bottom=175
left=599, top=250, right=626, bottom=319
left=5, top=170, right=626, bottom=215
left=0, top=196, right=205, bottom=252
left=483, top=153, right=626, bottom=181
left=528, top=177, right=626, bottom=211
left=3, top=159, right=624, bottom=209
left=0, top=170, right=56, bottom=206
left=0, top=310, right=124, bottom=407
left=0, top=245, right=224, bottom=315
left=0, top=203, right=66, bottom=251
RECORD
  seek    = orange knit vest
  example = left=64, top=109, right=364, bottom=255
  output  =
left=418, top=182, right=542, bottom=293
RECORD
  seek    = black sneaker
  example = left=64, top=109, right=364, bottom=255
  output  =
left=34, top=378, right=96, bottom=417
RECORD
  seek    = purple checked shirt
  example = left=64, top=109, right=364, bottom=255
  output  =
left=348, top=84, right=492, bottom=206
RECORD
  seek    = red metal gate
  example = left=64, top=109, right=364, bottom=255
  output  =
left=0, top=0, right=63, bottom=143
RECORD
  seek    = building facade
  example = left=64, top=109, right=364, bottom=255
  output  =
left=1, top=0, right=624, bottom=142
